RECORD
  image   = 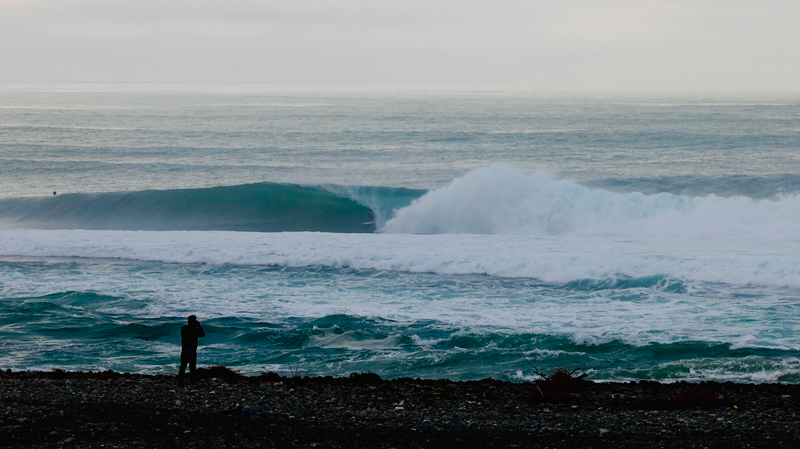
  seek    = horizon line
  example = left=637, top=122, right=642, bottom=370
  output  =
left=2, top=81, right=800, bottom=87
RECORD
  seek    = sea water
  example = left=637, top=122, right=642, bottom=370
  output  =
left=1, top=84, right=800, bottom=382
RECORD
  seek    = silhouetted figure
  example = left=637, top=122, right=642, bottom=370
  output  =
left=177, top=315, right=205, bottom=386
left=53, top=191, right=57, bottom=195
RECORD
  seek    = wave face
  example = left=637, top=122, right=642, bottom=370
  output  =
left=384, top=166, right=800, bottom=240
left=0, top=183, right=423, bottom=233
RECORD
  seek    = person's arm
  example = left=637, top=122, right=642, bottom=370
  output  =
left=196, top=322, right=205, bottom=338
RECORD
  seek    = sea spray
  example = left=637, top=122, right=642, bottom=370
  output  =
left=383, top=166, right=800, bottom=240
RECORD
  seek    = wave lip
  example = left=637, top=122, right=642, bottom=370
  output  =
left=383, top=165, right=800, bottom=240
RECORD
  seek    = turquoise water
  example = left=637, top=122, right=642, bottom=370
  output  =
left=1, top=84, right=800, bottom=382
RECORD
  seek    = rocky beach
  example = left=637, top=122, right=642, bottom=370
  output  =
left=2, top=368, right=799, bottom=448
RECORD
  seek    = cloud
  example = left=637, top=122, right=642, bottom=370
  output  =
left=546, top=2, right=699, bottom=44
left=1, top=1, right=799, bottom=85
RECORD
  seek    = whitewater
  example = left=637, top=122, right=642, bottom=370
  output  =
left=2, top=84, right=800, bottom=383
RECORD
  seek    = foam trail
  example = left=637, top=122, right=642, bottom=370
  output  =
left=303, top=326, right=405, bottom=350
left=383, top=166, right=800, bottom=240
left=2, top=230, right=800, bottom=287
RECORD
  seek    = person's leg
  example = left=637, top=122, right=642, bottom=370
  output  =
left=188, top=353, right=198, bottom=384
left=178, top=353, right=188, bottom=386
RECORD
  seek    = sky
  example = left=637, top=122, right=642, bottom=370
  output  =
left=1, top=0, right=799, bottom=85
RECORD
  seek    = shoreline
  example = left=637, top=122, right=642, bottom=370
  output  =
left=3, top=368, right=800, bottom=448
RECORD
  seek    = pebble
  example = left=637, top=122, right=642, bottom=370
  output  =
left=3, top=370, right=800, bottom=448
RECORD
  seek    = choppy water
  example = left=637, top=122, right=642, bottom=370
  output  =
left=2, top=84, right=800, bottom=382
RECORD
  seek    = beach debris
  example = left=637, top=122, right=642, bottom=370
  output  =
left=532, top=368, right=588, bottom=392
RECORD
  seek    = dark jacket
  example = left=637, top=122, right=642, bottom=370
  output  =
left=181, top=323, right=205, bottom=351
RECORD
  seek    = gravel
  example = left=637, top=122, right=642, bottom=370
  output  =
left=2, top=369, right=800, bottom=448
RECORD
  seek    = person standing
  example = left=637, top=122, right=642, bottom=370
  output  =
left=177, top=315, right=205, bottom=386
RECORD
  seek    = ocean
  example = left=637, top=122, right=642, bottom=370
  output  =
left=1, top=83, right=800, bottom=383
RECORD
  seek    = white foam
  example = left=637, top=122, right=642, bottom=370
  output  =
left=645, top=357, right=800, bottom=383
left=1, top=229, right=799, bottom=288
left=383, top=165, right=800, bottom=241
left=303, top=326, right=404, bottom=350
left=524, top=348, right=585, bottom=359
left=411, top=335, right=449, bottom=346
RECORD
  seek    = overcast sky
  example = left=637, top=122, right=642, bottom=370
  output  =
left=2, top=0, right=799, bottom=85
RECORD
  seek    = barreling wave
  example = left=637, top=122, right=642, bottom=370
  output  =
left=0, top=183, right=423, bottom=233
left=3, top=166, right=799, bottom=239
left=383, top=165, right=800, bottom=240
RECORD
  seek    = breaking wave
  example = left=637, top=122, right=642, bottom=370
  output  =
left=2, top=166, right=798, bottom=241
left=383, top=166, right=800, bottom=240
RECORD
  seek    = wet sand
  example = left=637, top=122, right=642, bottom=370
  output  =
left=2, top=369, right=800, bottom=448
